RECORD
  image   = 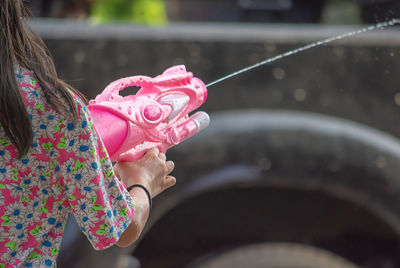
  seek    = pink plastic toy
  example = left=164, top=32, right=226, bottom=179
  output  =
left=88, top=65, right=210, bottom=162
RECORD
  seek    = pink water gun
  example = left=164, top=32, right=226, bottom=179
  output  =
left=88, top=65, right=210, bottom=162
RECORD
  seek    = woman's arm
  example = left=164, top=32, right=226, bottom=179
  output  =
left=115, top=186, right=150, bottom=247
left=114, top=147, right=176, bottom=247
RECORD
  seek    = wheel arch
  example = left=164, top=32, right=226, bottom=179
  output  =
left=133, top=110, right=400, bottom=266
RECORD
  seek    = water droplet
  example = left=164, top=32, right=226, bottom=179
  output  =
left=394, top=93, right=400, bottom=106
left=375, top=156, right=386, bottom=168
left=264, top=44, right=276, bottom=53
left=333, top=47, right=345, bottom=57
left=258, top=157, right=272, bottom=171
left=272, top=67, right=286, bottom=80
left=294, top=88, right=307, bottom=102
left=74, top=51, right=86, bottom=64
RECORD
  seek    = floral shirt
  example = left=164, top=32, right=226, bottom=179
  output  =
left=0, top=67, right=135, bottom=267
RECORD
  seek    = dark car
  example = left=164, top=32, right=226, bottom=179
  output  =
left=166, top=0, right=400, bottom=23
left=27, top=17, right=400, bottom=267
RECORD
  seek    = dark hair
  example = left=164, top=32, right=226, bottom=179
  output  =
left=0, top=0, right=87, bottom=158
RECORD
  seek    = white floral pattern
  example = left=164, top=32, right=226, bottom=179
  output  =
left=0, top=67, right=135, bottom=267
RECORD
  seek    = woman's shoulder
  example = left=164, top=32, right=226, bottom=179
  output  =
left=14, top=65, right=42, bottom=96
left=14, top=64, right=85, bottom=109
left=14, top=65, right=87, bottom=129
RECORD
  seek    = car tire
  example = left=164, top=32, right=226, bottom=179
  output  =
left=187, top=242, right=359, bottom=268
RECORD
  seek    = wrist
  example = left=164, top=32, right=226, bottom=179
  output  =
left=127, top=184, right=152, bottom=211
left=121, top=174, right=151, bottom=190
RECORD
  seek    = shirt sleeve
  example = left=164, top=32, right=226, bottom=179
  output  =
left=61, top=95, right=135, bottom=250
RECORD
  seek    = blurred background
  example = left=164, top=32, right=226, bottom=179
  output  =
left=24, top=0, right=400, bottom=24
left=24, top=1, right=400, bottom=268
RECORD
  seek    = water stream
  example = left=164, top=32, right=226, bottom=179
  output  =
left=206, top=19, right=400, bottom=88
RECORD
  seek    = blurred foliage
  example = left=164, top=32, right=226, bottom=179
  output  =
left=90, top=0, right=168, bottom=25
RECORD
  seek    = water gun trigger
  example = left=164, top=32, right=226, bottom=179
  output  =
left=88, top=65, right=209, bottom=162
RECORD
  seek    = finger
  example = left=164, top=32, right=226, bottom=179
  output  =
left=166, top=160, right=175, bottom=174
left=147, top=147, right=160, bottom=156
left=164, top=175, right=176, bottom=188
left=158, top=153, right=166, bottom=161
left=142, top=148, right=159, bottom=161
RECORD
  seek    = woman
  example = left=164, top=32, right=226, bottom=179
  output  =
left=0, top=0, right=176, bottom=266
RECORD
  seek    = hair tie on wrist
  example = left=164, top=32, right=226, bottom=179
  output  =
left=127, top=184, right=152, bottom=211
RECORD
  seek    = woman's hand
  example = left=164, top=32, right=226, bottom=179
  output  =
left=114, top=147, right=176, bottom=198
